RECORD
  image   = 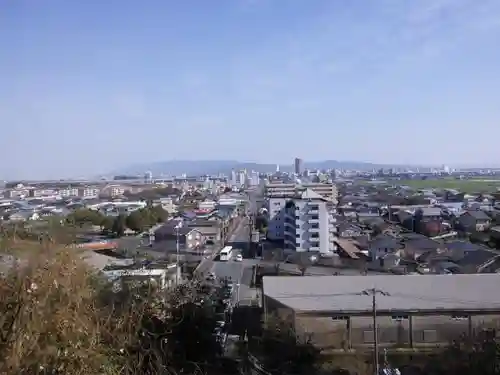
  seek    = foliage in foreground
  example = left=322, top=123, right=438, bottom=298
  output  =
left=0, top=247, right=221, bottom=375
left=248, top=315, right=321, bottom=375
left=421, top=329, right=500, bottom=375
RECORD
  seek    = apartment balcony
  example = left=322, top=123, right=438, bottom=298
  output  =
left=284, top=238, right=296, bottom=248
left=309, top=227, right=320, bottom=233
left=308, top=218, right=320, bottom=224
left=284, top=221, right=295, bottom=229
left=285, top=212, right=295, bottom=221
left=308, top=209, right=319, bottom=215
left=309, top=246, right=321, bottom=252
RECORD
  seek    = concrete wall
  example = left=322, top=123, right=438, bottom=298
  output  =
left=294, top=313, right=500, bottom=350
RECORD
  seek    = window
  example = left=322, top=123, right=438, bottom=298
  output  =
left=391, top=315, right=409, bottom=321
left=331, top=315, right=349, bottom=321
left=452, top=314, right=468, bottom=321
left=423, top=330, right=437, bottom=343
left=296, top=234, right=300, bottom=238
left=363, top=330, right=374, bottom=343
left=311, top=215, right=319, bottom=220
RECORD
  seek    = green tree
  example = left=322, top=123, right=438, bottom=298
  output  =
left=255, top=215, right=268, bottom=233
left=67, top=208, right=104, bottom=227
left=111, top=215, right=126, bottom=237
left=125, top=210, right=146, bottom=233
left=149, top=205, right=168, bottom=224
left=100, top=216, right=114, bottom=234
left=295, top=252, right=314, bottom=276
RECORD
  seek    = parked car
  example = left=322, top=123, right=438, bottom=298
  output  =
left=234, top=254, right=243, bottom=262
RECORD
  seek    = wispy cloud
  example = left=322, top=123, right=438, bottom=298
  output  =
left=231, top=0, right=500, bottom=93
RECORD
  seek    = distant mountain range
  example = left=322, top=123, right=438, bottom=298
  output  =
left=116, top=159, right=426, bottom=177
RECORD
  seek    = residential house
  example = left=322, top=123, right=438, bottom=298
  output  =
left=439, top=202, right=465, bottom=217
left=414, top=207, right=443, bottom=236
left=400, top=233, right=442, bottom=261
left=154, top=220, right=205, bottom=251
left=490, top=226, right=500, bottom=241
left=457, top=210, right=491, bottom=232
left=418, top=241, right=500, bottom=274
left=186, top=218, right=224, bottom=245
left=446, top=241, right=500, bottom=273
left=394, top=210, right=414, bottom=231
left=368, top=234, right=401, bottom=263
left=337, top=223, right=363, bottom=238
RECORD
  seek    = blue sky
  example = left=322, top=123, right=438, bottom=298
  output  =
left=1, top=0, right=500, bottom=179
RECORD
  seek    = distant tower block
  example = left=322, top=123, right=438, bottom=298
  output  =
left=294, top=157, right=303, bottom=175
left=144, top=171, right=153, bottom=184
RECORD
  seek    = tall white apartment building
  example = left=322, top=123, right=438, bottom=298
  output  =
left=266, top=185, right=337, bottom=255
left=265, top=182, right=338, bottom=204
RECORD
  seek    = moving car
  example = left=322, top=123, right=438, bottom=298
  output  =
left=234, top=254, right=243, bottom=262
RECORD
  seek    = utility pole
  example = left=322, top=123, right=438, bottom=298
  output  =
left=360, top=288, right=390, bottom=375
left=175, top=221, right=183, bottom=284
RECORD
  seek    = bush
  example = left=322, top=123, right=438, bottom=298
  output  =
left=248, top=315, right=321, bottom=375
left=0, top=244, right=221, bottom=375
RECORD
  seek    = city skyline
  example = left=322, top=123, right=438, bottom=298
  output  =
left=2, top=0, right=500, bottom=179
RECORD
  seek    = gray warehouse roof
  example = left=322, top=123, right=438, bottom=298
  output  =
left=263, top=274, right=500, bottom=314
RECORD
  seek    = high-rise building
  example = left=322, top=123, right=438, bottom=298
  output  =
left=239, top=170, right=247, bottom=188
left=144, top=171, right=153, bottom=184
left=265, top=182, right=338, bottom=204
left=294, top=158, right=303, bottom=175
left=265, top=183, right=338, bottom=256
left=230, top=170, right=237, bottom=187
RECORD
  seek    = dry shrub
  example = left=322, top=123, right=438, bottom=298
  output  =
left=0, top=246, right=166, bottom=375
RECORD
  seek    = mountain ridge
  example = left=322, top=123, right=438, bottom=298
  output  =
left=116, top=159, right=427, bottom=176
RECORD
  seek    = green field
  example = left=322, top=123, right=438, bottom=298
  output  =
left=363, top=178, right=500, bottom=193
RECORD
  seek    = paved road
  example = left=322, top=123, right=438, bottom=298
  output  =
left=196, top=217, right=250, bottom=277
left=245, top=188, right=264, bottom=217
left=209, top=216, right=260, bottom=305
left=227, top=216, right=250, bottom=244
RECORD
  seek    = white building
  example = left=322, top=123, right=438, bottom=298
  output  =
left=230, top=170, right=237, bottom=187
left=59, top=187, right=79, bottom=197
left=267, top=187, right=337, bottom=256
left=265, top=182, right=338, bottom=204
left=238, top=170, right=247, bottom=188
left=198, top=199, right=217, bottom=211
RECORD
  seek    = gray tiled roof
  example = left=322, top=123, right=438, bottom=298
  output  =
left=263, top=274, right=500, bottom=313
left=463, top=210, right=491, bottom=220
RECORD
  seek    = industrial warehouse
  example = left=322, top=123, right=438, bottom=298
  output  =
left=262, top=274, right=500, bottom=350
